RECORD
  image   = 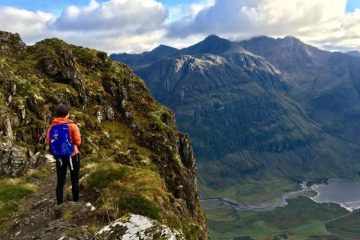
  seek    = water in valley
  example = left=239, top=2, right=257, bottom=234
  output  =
left=311, top=178, right=360, bottom=212
left=202, top=178, right=360, bottom=212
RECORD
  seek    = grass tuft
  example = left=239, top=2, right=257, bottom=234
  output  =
left=117, top=195, right=161, bottom=221
left=0, top=179, right=37, bottom=223
left=86, top=163, right=127, bottom=190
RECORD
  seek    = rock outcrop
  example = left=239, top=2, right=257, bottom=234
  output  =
left=0, top=31, right=208, bottom=239
left=96, top=214, right=185, bottom=240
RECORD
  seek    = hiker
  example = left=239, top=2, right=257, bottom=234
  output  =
left=46, top=103, right=81, bottom=205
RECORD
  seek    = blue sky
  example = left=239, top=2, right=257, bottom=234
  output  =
left=1, top=0, right=358, bottom=14
left=0, top=0, right=197, bottom=14
left=346, top=0, right=360, bottom=11
left=0, top=0, right=359, bottom=53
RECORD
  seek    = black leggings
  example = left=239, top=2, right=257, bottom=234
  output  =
left=56, top=154, right=80, bottom=205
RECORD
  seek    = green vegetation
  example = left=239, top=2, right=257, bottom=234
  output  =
left=326, top=211, right=360, bottom=239
left=25, top=164, right=52, bottom=180
left=205, top=197, right=349, bottom=240
left=0, top=31, right=208, bottom=239
left=201, top=178, right=298, bottom=204
left=85, top=163, right=127, bottom=190
left=80, top=160, right=201, bottom=236
left=0, top=179, right=37, bottom=224
left=117, top=195, right=161, bottom=221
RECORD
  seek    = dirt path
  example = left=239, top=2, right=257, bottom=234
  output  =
left=0, top=164, right=97, bottom=240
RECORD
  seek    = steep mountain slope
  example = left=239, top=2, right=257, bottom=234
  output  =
left=0, top=31, right=208, bottom=239
left=174, top=35, right=240, bottom=56
left=239, top=36, right=360, bottom=146
left=112, top=35, right=360, bottom=190
left=110, top=44, right=178, bottom=71
left=346, top=50, right=360, bottom=57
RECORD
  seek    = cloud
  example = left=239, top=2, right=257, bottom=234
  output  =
left=0, top=0, right=360, bottom=52
left=50, top=0, right=169, bottom=52
left=54, top=0, right=168, bottom=34
left=0, top=7, right=55, bottom=42
left=167, top=0, right=360, bottom=50
left=0, top=0, right=169, bottom=53
left=168, top=0, right=347, bottom=36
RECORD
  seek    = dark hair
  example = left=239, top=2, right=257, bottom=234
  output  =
left=55, top=103, right=70, bottom=117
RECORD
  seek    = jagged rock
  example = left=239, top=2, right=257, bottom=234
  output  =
left=59, top=49, right=76, bottom=68
left=0, top=32, right=26, bottom=53
left=97, top=52, right=109, bottom=62
left=106, top=107, right=115, bottom=120
left=178, top=134, right=195, bottom=168
left=0, top=142, right=28, bottom=176
left=37, top=53, right=88, bottom=104
left=4, top=115, right=14, bottom=139
left=97, top=110, right=105, bottom=123
left=0, top=145, right=49, bottom=177
left=44, top=153, right=56, bottom=163
left=32, top=152, right=54, bottom=166
left=95, top=214, right=185, bottom=240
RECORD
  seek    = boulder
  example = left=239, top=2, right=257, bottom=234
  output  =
left=95, top=214, right=185, bottom=240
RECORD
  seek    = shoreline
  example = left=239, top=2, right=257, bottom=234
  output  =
left=201, top=179, right=360, bottom=212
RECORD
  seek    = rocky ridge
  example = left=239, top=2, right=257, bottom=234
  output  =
left=111, top=35, right=360, bottom=189
left=0, top=31, right=208, bottom=239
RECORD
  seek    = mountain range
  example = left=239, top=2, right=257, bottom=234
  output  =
left=111, top=35, right=360, bottom=190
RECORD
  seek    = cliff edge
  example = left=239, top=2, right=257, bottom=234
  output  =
left=0, top=31, right=208, bottom=239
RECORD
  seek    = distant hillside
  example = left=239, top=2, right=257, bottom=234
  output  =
left=347, top=50, right=360, bottom=57
left=111, top=35, right=360, bottom=191
left=110, top=44, right=178, bottom=70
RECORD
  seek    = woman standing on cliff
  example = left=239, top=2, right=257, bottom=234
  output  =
left=46, top=103, right=81, bottom=205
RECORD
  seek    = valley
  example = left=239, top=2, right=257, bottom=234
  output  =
left=111, top=34, right=360, bottom=239
left=203, top=178, right=360, bottom=239
left=205, top=197, right=356, bottom=240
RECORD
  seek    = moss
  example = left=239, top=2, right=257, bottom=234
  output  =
left=0, top=179, right=37, bottom=202
left=50, top=83, right=78, bottom=95
left=85, top=163, right=127, bottom=190
left=63, top=210, right=74, bottom=223
left=0, top=202, right=18, bottom=225
left=82, top=163, right=174, bottom=225
left=26, top=169, right=46, bottom=180
left=0, top=179, right=37, bottom=223
left=117, top=195, right=161, bottom=221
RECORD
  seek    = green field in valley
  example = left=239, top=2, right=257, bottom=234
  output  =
left=205, top=197, right=357, bottom=240
left=200, top=178, right=299, bottom=205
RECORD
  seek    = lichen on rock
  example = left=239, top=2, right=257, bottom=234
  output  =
left=95, top=214, right=185, bottom=240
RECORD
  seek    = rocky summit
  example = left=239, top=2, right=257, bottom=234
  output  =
left=111, top=35, right=360, bottom=190
left=0, top=31, right=208, bottom=239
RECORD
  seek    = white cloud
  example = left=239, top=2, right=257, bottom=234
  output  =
left=65, top=30, right=167, bottom=53
left=0, top=0, right=169, bottom=53
left=0, top=0, right=360, bottom=52
left=0, top=7, right=55, bottom=43
left=50, top=0, right=169, bottom=52
left=54, top=0, right=168, bottom=34
left=168, top=0, right=360, bottom=51
left=168, top=0, right=347, bottom=36
left=167, top=0, right=214, bottom=24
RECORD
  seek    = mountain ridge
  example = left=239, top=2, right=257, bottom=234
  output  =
left=0, top=31, right=208, bottom=239
left=111, top=35, right=360, bottom=189
left=110, top=44, right=178, bottom=71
